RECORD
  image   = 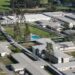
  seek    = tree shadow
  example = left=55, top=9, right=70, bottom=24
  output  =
left=5, top=0, right=10, bottom=3
left=2, top=5, right=10, bottom=8
left=0, top=0, right=11, bottom=10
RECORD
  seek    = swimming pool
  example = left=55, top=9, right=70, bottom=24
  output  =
left=31, top=34, right=40, bottom=41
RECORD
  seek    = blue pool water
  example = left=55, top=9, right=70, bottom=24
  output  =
left=32, top=35, right=40, bottom=39
left=31, top=34, right=40, bottom=41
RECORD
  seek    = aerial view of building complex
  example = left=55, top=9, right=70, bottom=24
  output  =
left=0, top=0, right=75, bottom=75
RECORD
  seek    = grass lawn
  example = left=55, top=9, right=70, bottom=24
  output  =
left=0, top=0, right=10, bottom=12
left=0, top=72, right=6, bottom=75
left=0, top=33, right=6, bottom=41
left=67, top=52, right=75, bottom=57
left=9, top=45, right=21, bottom=53
left=29, top=26, right=58, bottom=38
left=0, top=71, right=6, bottom=75
left=4, top=26, right=14, bottom=37
left=0, top=66, right=6, bottom=75
left=0, top=57, right=13, bottom=65
left=71, top=52, right=75, bottom=57
left=4, top=25, right=59, bottom=39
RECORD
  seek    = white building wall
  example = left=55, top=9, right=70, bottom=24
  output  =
left=63, top=58, right=69, bottom=63
left=1, top=52, right=6, bottom=57
left=69, top=23, right=73, bottom=28
left=60, top=47, right=75, bottom=51
left=58, top=58, right=62, bottom=63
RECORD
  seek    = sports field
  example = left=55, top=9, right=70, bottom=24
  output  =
left=0, top=0, right=10, bottom=12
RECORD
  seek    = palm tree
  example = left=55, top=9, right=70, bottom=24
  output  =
left=11, top=0, right=31, bottom=42
left=12, top=3, right=22, bottom=41
left=24, top=23, right=31, bottom=42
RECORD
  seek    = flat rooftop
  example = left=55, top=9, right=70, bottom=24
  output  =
left=55, top=16, right=75, bottom=24
left=43, top=12, right=64, bottom=17
left=24, top=14, right=50, bottom=22
left=32, top=44, right=46, bottom=51
left=36, top=38, right=52, bottom=44
left=55, top=41, right=75, bottom=52
left=63, top=68, right=75, bottom=75
left=54, top=50, right=71, bottom=58
left=34, top=38, right=71, bottom=58
left=38, top=20, right=63, bottom=29
left=57, top=41, right=75, bottom=48
left=11, top=53, right=50, bottom=75
left=1, top=14, right=50, bottom=24
left=64, top=30, right=75, bottom=35
left=65, top=14, right=75, bottom=20
left=53, top=61, right=75, bottom=69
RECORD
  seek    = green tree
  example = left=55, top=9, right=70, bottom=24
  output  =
left=47, top=2, right=56, bottom=11
left=11, top=0, right=40, bottom=8
left=20, top=10, right=31, bottom=43
left=39, top=0, right=48, bottom=5
left=13, top=21, right=21, bottom=41
left=24, top=23, right=31, bottom=42
left=63, top=0, right=75, bottom=3
left=63, top=0, right=71, bottom=2
left=46, top=43, right=54, bottom=55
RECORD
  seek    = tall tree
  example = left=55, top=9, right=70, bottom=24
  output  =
left=11, top=0, right=40, bottom=8
left=63, top=0, right=75, bottom=3
left=46, top=43, right=54, bottom=55
left=19, top=10, right=31, bottom=42
left=24, top=23, right=31, bottom=42
left=39, top=0, right=48, bottom=5
left=13, top=9, right=21, bottom=41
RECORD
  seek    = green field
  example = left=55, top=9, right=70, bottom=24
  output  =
left=0, top=73, right=6, bottom=75
left=0, top=57, right=13, bottom=65
left=0, top=0, right=10, bottom=12
left=4, top=25, right=59, bottom=38
left=0, top=70, right=6, bottom=75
